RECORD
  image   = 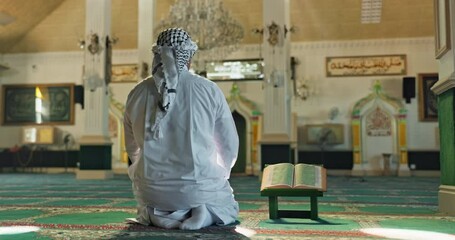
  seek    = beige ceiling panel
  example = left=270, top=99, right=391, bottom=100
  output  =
left=1, top=0, right=435, bottom=53
left=0, top=0, right=65, bottom=52
left=111, top=0, right=138, bottom=49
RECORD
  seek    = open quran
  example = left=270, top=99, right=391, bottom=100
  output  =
left=260, top=163, right=327, bottom=192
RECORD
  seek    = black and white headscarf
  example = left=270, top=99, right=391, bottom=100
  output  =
left=150, top=28, right=198, bottom=138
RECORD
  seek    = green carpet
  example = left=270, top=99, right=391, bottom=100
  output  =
left=0, top=173, right=454, bottom=239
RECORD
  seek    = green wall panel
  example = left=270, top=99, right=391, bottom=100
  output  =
left=438, top=88, right=455, bottom=185
left=79, top=145, right=112, bottom=170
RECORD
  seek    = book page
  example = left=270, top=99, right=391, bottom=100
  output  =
left=260, top=163, right=294, bottom=191
left=293, top=163, right=327, bottom=191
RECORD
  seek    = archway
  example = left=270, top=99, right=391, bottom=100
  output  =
left=351, top=81, right=410, bottom=176
left=232, top=110, right=246, bottom=173
left=227, top=83, right=262, bottom=175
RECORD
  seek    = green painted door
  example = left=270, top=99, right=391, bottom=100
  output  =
left=232, top=111, right=246, bottom=173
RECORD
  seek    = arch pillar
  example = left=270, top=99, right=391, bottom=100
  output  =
left=351, top=81, right=410, bottom=176
left=227, top=83, right=261, bottom=176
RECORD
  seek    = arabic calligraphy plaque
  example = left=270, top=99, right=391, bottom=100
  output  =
left=326, top=55, right=407, bottom=77
left=2, top=84, right=75, bottom=125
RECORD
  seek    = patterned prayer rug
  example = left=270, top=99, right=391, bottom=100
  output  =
left=0, top=173, right=454, bottom=239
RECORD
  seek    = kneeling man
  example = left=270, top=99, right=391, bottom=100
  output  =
left=123, top=28, right=239, bottom=230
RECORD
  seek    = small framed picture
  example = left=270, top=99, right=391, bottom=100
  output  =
left=111, top=64, right=139, bottom=83
left=418, top=73, right=438, bottom=121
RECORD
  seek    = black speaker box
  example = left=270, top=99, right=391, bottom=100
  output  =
left=402, top=77, right=415, bottom=104
left=74, top=85, right=84, bottom=109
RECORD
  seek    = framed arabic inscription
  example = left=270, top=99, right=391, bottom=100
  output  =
left=2, top=83, right=75, bottom=125
left=326, top=55, right=406, bottom=77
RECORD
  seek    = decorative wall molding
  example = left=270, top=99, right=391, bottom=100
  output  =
left=431, top=71, right=455, bottom=95
left=4, top=52, right=83, bottom=64
left=231, top=38, right=434, bottom=58
left=2, top=38, right=433, bottom=63
left=2, top=49, right=138, bottom=65
left=291, top=37, right=434, bottom=51
left=112, top=49, right=138, bottom=59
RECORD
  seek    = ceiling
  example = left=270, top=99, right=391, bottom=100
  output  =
left=0, top=0, right=435, bottom=54
left=0, top=0, right=65, bottom=53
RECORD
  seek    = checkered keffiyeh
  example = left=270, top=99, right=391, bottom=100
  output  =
left=156, top=28, right=191, bottom=46
left=154, top=28, right=197, bottom=74
left=149, top=28, right=198, bottom=139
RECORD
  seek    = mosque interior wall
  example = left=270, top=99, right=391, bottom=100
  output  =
left=0, top=37, right=440, bottom=173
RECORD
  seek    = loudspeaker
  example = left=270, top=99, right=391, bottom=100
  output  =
left=74, top=85, right=84, bottom=109
left=402, top=77, right=415, bottom=104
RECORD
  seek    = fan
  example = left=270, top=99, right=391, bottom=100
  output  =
left=316, top=126, right=336, bottom=167
left=328, top=107, right=340, bottom=121
left=63, top=133, right=76, bottom=173
left=317, top=127, right=336, bottom=147
left=63, top=134, right=75, bottom=149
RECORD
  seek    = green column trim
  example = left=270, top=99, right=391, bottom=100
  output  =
left=79, top=145, right=112, bottom=170
left=438, top=88, right=455, bottom=185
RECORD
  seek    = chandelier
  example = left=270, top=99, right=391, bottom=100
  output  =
left=155, top=0, right=244, bottom=65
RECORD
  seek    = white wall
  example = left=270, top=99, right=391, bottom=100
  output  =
left=0, top=37, right=440, bottom=154
left=290, top=38, right=439, bottom=151
left=0, top=52, right=85, bottom=149
left=221, top=38, right=439, bottom=151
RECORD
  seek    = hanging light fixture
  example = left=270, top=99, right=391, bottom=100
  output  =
left=361, top=0, right=382, bottom=24
left=295, top=79, right=314, bottom=101
left=155, top=0, right=244, bottom=67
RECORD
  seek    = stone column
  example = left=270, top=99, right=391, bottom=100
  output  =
left=431, top=0, right=455, bottom=215
left=137, top=0, right=156, bottom=79
left=77, top=0, right=113, bottom=179
left=258, top=0, right=295, bottom=170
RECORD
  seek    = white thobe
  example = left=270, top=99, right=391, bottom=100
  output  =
left=123, top=71, right=239, bottom=225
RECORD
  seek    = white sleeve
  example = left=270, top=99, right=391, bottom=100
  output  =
left=214, top=90, right=239, bottom=171
left=123, top=106, right=140, bottom=164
